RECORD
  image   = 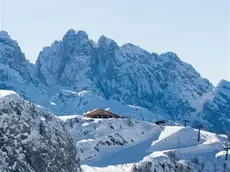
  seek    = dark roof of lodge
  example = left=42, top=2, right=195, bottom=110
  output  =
left=86, top=109, right=120, bottom=118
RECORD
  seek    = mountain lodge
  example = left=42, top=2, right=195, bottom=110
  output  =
left=85, top=109, right=120, bottom=119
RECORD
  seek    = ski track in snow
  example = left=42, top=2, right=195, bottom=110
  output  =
left=80, top=123, right=229, bottom=172
left=88, top=131, right=161, bottom=167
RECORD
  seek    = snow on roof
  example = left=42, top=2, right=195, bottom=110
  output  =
left=58, top=115, right=81, bottom=122
left=85, top=108, right=120, bottom=118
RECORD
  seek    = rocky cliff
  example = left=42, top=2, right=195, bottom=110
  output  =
left=0, top=90, right=81, bottom=172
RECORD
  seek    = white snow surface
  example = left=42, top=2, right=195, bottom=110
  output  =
left=59, top=115, right=230, bottom=172
left=59, top=115, right=161, bottom=163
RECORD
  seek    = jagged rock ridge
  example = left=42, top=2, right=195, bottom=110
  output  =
left=36, top=29, right=213, bottom=121
left=203, top=80, right=230, bottom=132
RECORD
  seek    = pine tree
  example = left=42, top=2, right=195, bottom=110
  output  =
left=70, top=119, right=73, bottom=128
left=39, top=121, right=45, bottom=135
left=193, top=121, right=203, bottom=142
left=127, top=116, right=133, bottom=127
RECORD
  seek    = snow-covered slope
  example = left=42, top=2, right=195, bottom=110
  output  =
left=0, top=90, right=81, bottom=172
left=49, top=89, right=167, bottom=122
left=71, top=117, right=229, bottom=172
left=132, top=127, right=229, bottom=172
left=59, top=115, right=162, bottom=163
left=1, top=89, right=229, bottom=171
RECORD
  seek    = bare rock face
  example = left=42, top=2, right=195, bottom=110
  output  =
left=203, top=80, right=230, bottom=133
left=0, top=31, right=32, bottom=83
left=0, top=90, right=81, bottom=172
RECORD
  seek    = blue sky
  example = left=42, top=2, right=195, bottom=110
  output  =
left=1, top=0, right=229, bottom=85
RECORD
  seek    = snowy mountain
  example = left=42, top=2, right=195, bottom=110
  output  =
left=0, top=31, right=51, bottom=110
left=0, top=90, right=81, bottom=172
left=0, top=29, right=229, bottom=133
left=59, top=115, right=230, bottom=172
left=36, top=29, right=213, bottom=122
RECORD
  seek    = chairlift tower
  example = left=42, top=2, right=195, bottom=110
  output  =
left=223, top=145, right=230, bottom=161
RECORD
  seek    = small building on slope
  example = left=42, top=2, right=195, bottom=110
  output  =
left=85, top=109, right=120, bottom=119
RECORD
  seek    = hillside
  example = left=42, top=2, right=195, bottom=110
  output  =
left=58, top=116, right=230, bottom=172
left=0, top=89, right=229, bottom=171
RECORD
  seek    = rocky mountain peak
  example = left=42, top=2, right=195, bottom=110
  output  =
left=218, top=79, right=230, bottom=89
left=159, top=52, right=182, bottom=63
left=0, top=31, right=11, bottom=40
left=121, top=43, right=150, bottom=56
left=214, top=79, right=230, bottom=104
left=98, top=35, right=119, bottom=50
left=0, top=30, right=19, bottom=49
left=35, top=29, right=214, bottom=119
left=76, top=30, right=89, bottom=40
left=63, top=29, right=89, bottom=46
left=0, top=31, right=32, bottom=83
